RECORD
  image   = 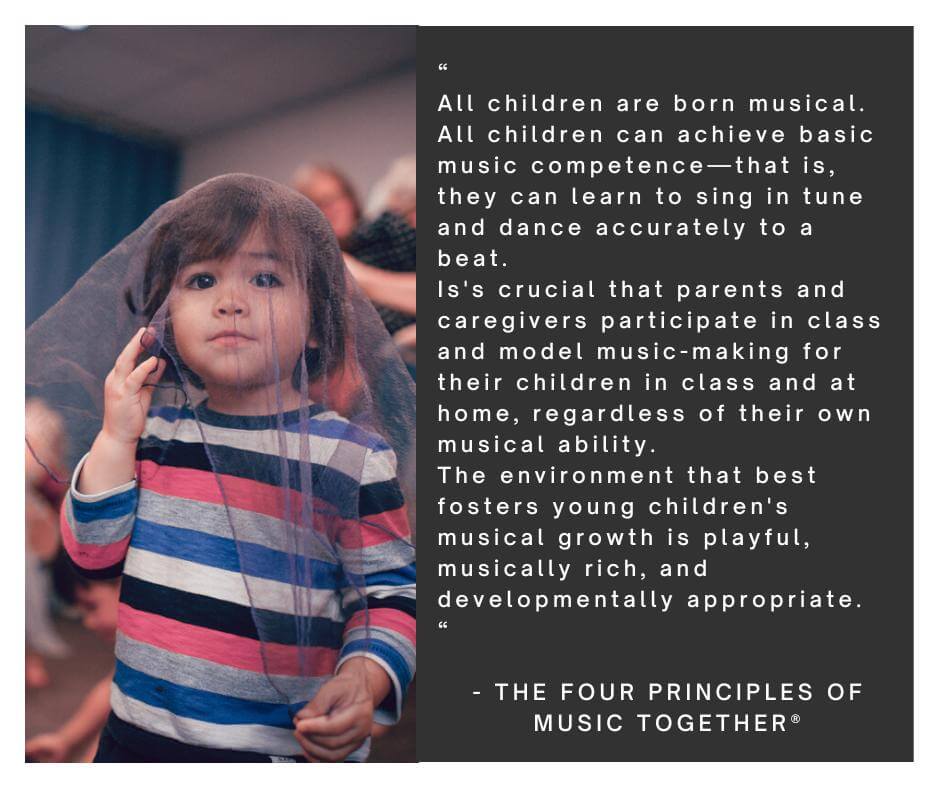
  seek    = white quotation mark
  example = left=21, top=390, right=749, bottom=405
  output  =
left=438, top=63, right=448, bottom=71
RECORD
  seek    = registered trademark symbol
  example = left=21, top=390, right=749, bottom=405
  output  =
left=791, top=714, right=801, bottom=724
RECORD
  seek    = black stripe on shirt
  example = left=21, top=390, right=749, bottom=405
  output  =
left=359, top=479, right=405, bottom=517
left=63, top=548, right=124, bottom=580
left=120, top=575, right=345, bottom=648
left=137, top=439, right=404, bottom=518
left=343, top=594, right=416, bottom=621
left=367, top=595, right=417, bottom=618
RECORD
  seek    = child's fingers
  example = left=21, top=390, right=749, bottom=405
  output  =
left=126, top=355, right=163, bottom=393
left=113, top=327, right=149, bottom=379
left=139, top=326, right=159, bottom=353
left=296, top=722, right=364, bottom=750
left=293, top=731, right=357, bottom=763
left=294, top=704, right=360, bottom=737
left=292, top=730, right=320, bottom=762
left=297, top=676, right=348, bottom=720
left=145, top=357, right=168, bottom=384
left=304, top=741, right=357, bottom=763
left=138, top=359, right=167, bottom=413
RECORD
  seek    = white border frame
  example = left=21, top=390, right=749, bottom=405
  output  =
left=8, top=3, right=936, bottom=786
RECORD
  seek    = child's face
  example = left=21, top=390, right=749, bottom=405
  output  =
left=75, top=582, right=121, bottom=642
left=168, top=227, right=311, bottom=399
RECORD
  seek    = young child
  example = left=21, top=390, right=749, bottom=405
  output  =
left=55, top=175, right=416, bottom=762
left=26, top=558, right=121, bottom=762
left=26, top=398, right=70, bottom=688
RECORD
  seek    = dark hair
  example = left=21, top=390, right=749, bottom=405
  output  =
left=125, top=176, right=348, bottom=386
left=50, top=548, right=118, bottom=606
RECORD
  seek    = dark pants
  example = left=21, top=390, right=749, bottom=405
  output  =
left=94, top=716, right=307, bottom=762
left=93, top=727, right=151, bottom=762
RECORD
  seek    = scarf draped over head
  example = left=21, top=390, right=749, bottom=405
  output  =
left=26, top=174, right=416, bottom=695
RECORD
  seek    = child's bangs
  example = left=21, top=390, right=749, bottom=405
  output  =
left=252, top=205, right=313, bottom=284
left=163, top=177, right=328, bottom=282
left=173, top=197, right=268, bottom=269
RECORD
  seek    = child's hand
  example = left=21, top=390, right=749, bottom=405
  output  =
left=102, top=328, right=167, bottom=446
left=293, top=658, right=390, bottom=762
left=78, top=328, right=165, bottom=495
left=25, top=731, right=71, bottom=762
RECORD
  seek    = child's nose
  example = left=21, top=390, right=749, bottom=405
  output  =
left=215, top=291, right=248, bottom=316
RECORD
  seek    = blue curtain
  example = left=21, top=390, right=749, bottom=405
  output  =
left=26, top=107, right=180, bottom=325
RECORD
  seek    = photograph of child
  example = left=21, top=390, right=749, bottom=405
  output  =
left=25, top=25, right=417, bottom=763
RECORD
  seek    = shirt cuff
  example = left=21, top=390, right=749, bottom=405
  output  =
left=70, top=452, right=137, bottom=503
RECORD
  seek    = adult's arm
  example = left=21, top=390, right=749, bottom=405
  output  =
left=344, top=254, right=417, bottom=316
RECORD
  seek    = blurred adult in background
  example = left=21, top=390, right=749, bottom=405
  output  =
left=365, top=154, right=416, bottom=229
left=295, top=156, right=418, bottom=374
left=25, top=399, right=69, bottom=689
left=292, top=163, right=362, bottom=249
left=26, top=559, right=120, bottom=762
left=351, top=155, right=417, bottom=372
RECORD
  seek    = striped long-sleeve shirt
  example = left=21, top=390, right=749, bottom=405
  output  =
left=60, top=402, right=416, bottom=761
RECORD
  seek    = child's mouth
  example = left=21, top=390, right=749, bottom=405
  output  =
left=210, top=331, right=255, bottom=347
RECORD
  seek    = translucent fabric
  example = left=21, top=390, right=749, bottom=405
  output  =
left=26, top=174, right=416, bottom=710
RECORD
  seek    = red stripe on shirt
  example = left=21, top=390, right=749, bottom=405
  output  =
left=138, top=461, right=406, bottom=548
left=60, top=503, right=131, bottom=569
left=118, top=603, right=338, bottom=677
left=346, top=607, right=417, bottom=647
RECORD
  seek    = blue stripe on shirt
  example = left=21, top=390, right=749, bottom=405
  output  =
left=70, top=488, right=137, bottom=522
left=282, top=419, right=392, bottom=452
left=131, top=518, right=340, bottom=588
left=364, top=564, right=417, bottom=586
left=114, top=660, right=306, bottom=728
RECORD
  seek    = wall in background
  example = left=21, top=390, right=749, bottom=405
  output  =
left=26, top=107, right=179, bottom=325
left=26, top=67, right=414, bottom=326
left=180, top=69, right=416, bottom=206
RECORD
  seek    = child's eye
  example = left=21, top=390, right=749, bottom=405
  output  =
left=251, top=272, right=282, bottom=288
left=186, top=273, right=216, bottom=290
